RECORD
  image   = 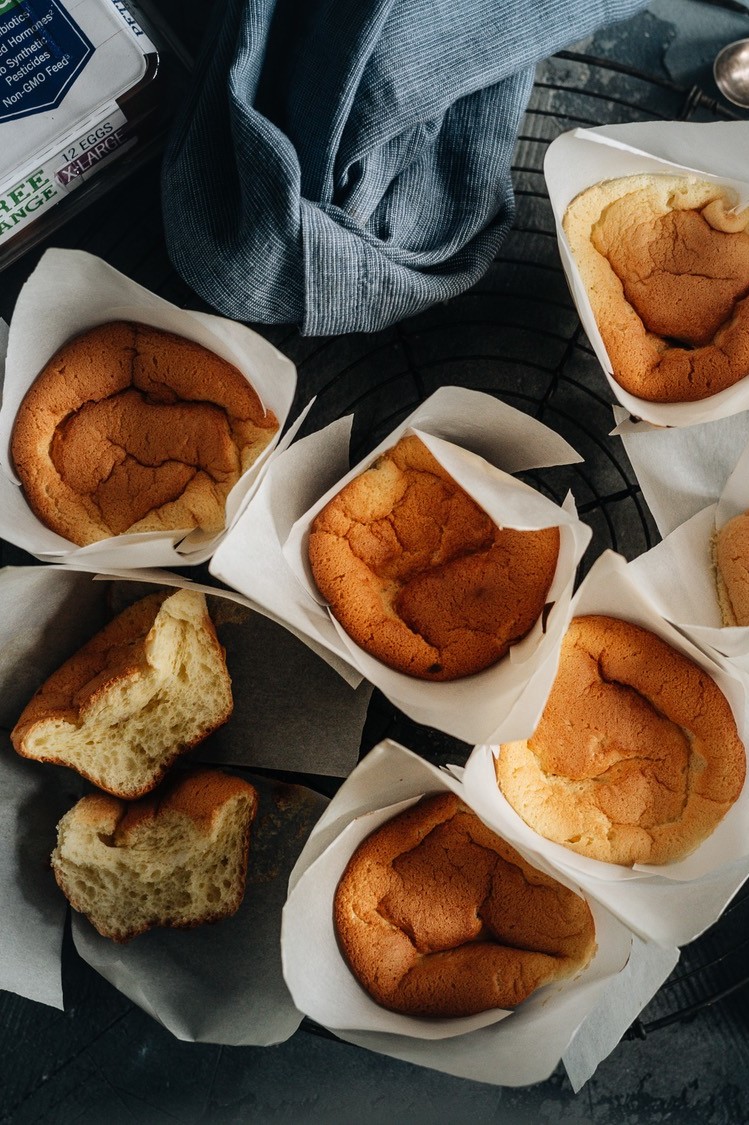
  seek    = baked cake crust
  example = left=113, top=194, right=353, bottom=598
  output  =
left=308, top=435, right=560, bottom=681
left=11, top=589, right=234, bottom=798
left=714, top=513, right=749, bottom=626
left=496, top=614, right=746, bottom=865
left=334, top=792, right=596, bottom=1017
left=563, top=174, right=749, bottom=403
left=11, top=320, right=279, bottom=545
left=52, top=769, right=258, bottom=942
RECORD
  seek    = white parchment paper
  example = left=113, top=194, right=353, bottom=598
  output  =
left=0, top=736, right=326, bottom=1041
left=544, top=121, right=749, bottom=428
left=0, top=563, right=374, bottom=1039
left=0, top=566, right=370, bottom=778
left=0, top=249, right=298, bottom=567
left=0, top=747, right=76, bottom=1009
left=282, top=739, right=676, bottom=1088
left=614, top=406, right=749, bottom=539
left=627, top=434, right=749, bottom=668
left=561, top=935, right=679, bottom=1092
left=72, top=769, right=327, bottom=1045
left=212, top=386, right=592, bottom=744
left=462, top=552, right=749, bottom=947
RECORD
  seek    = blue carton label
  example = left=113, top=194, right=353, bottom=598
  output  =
left=0, top=0, right=94, bottom=123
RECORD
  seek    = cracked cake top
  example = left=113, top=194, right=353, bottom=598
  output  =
left=307, top=434, right=560, bottom=681
left=563, top=174, right=749, bottom=403
left=10, top=320, right=279, bottom=545
left=496, top=614, right=746, bottom=866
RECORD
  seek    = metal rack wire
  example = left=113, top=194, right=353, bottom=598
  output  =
left=518, top=51, right=749, bottom=1034
left=296, top=46, right=749, bottom=1035
left=1, top=38, right=748, bottom=1037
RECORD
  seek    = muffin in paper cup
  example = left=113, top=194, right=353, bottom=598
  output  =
left=463, top=551, right=749, bottom=948
left=0, top=249, right=298, bottom=569
left=281, top=738, right=643, bottom=1087
left=211, top=385, right=591, bottom=745
left=545, top=121, right=749, bottom=429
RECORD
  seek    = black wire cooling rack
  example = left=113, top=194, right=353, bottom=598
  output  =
left=1, top=29, right=748, bottom=1040
left=276, top=46, right=749, bottom=1038
left=517, top=50, right=749, bottom=1038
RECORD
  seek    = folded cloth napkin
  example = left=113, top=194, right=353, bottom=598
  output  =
left=161, top=0, right=648, bottom=336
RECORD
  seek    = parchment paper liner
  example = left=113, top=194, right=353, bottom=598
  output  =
left=544, top=121, right=749, bottom=429
left=0, top=248, right=300, bottom=568
left=282, top=738, right=676, bottom=1089
left=0, top=563, right=374, bottom=1041
left=71, top=768, right=325, bottom=1046
left=462, top=552, right=749, bottom=947
left=628, top=429, right=749, bottom=670
left=613, top=406, right=749, bottom=540
left=211, top=386, right=592, bottom=744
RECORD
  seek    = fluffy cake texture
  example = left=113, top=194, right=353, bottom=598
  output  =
left=563, top=174, right=749, bottom=403
left=11, top=320, right=279, bottom=545
left=334, top=792, right=596, bottom=1017
left=308, top=435, right=560, bottom=681
left=496, top=615, right=746, bottom=865
left=11, top=589, right=233, bottom=798
left=51, top=769, right=258, bottom=942
left=713, top=513, right=749, bottom=626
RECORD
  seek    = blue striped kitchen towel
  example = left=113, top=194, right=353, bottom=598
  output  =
left=161, top=0, right=647, bottom=336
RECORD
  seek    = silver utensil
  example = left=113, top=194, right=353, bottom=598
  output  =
left=714, top=37, right=749, bottom=107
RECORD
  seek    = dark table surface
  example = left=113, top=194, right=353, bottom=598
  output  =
left=2, top=1, right=749, bottom=1122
